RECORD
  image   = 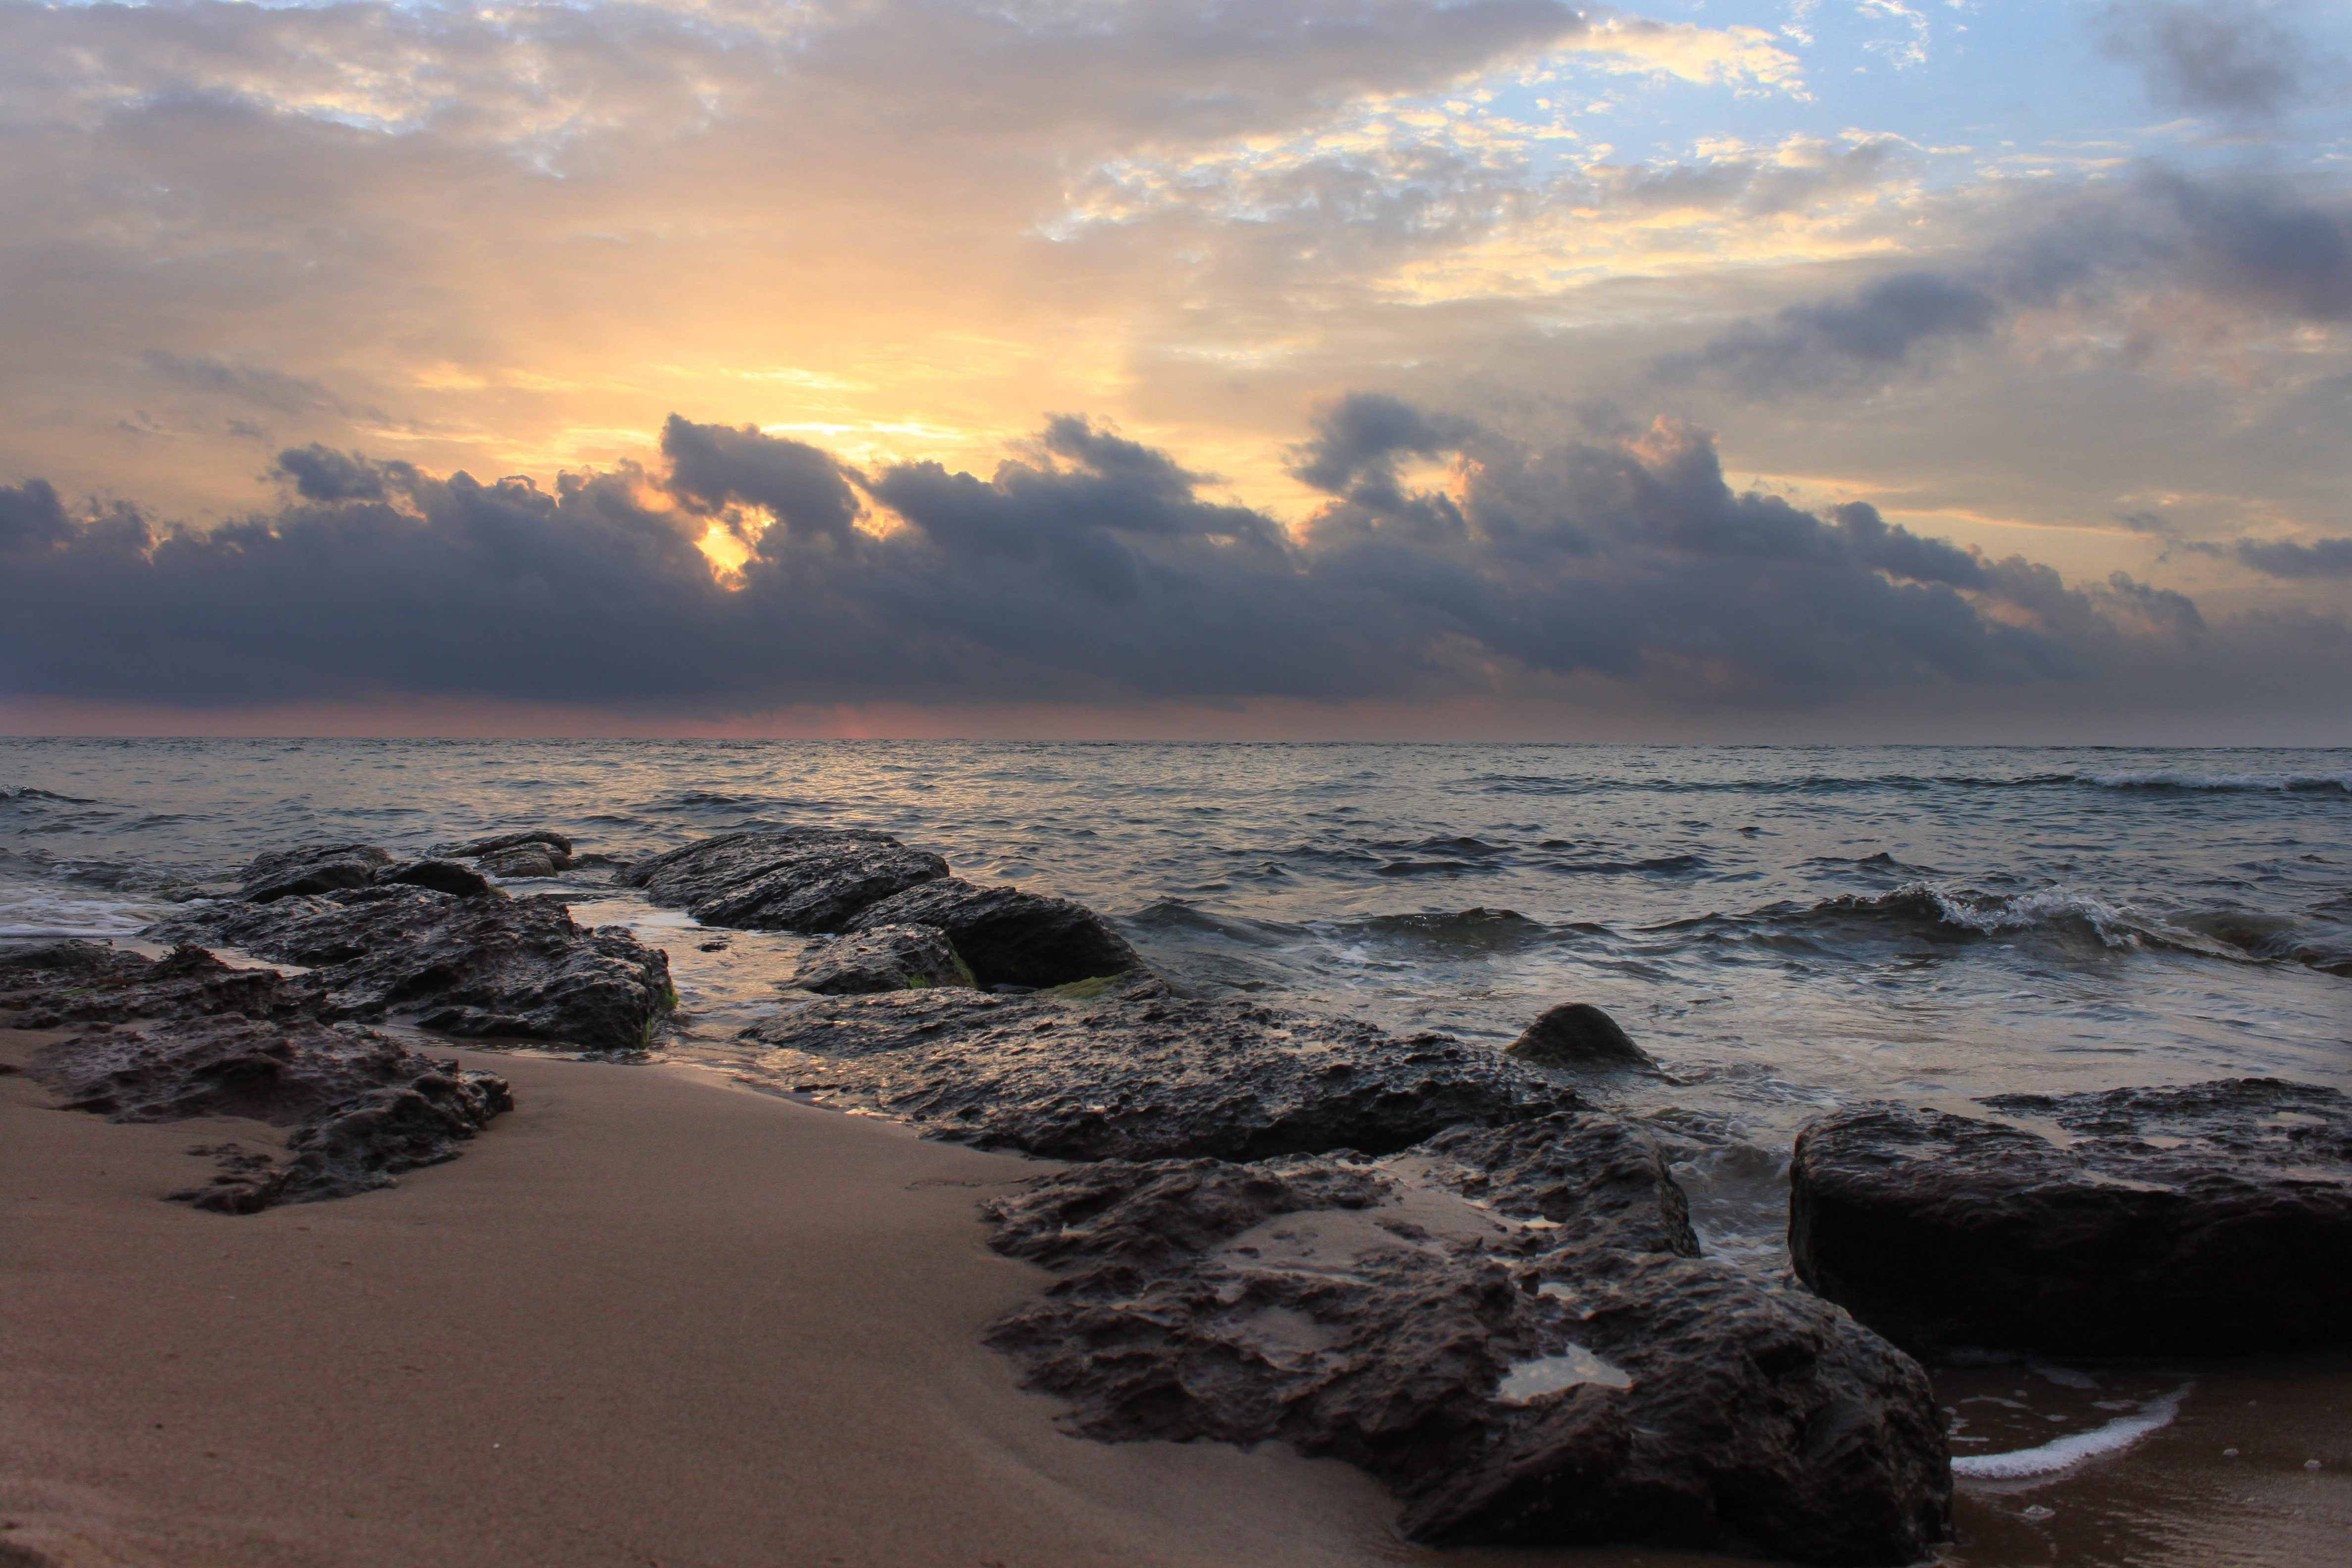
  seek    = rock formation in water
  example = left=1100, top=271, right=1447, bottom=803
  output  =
left=742, top=979, right=1567, bottom=1161
left=789, top=924, right=971, bottom=994
left=0, top=940, right=290, bottom=1028
left=1505, top=1002, right=1653, bottom=1070
left=156, top=885, right=673, bottom=1052
left=618, top=828, right=949, bottom=931
left=842, top=877, right=1142, bottom=988
left=1790, top=1078, right=2352, bottom=1357
left=238, top=841, right=393, bottom=902
left=984, top=1112, right=1951, bottom=1566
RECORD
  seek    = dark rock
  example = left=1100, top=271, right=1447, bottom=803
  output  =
left=434, top=828, right=575, bottom=858
left=27, top=1013, right=510, bottom=1212
left=479, top=846, right=571, bottom=877
left=1507, top=1003, right=1653, bottom=1070
left=983, top=1116, right=1949, bottom=1566
left=0, top=941, right=289, bottom=1028
left=619, top=829, right=948, bottom=931
left=843, top=877, right=1141, bottom=988
left=1789, top=1078, right=2352, bottom=1358
left=789, top=924, right=971, bottom=994
left=152, top=888, right=673, bottom=1052
left=237, top=842, right=392, bottom=903
left=379, top=858, right=497, bottom=898
left=740, top=982, right=1567, bottom=1161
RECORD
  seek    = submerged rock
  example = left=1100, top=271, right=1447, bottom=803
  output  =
left=843, top=877, right=1142, bottom=988
left=618, top=828, right=948, bottom=931
left=26, top=1012, right=511, bottom=1212
left=1506, top=1003, right=1653, bottom=1070
left=237, top=842, right=393, bottom=903
left=984, top=1114, right=1949, bottom=1566
left=153, top=887, right=673, bottom=1052
left=0, top=941, right=290, bottom=1029
left=741, top=981, right=1566, bottom=1161
left=1790, top=1079, right=2352, bottom=1357
left=789, top=924, right=971, bottom=994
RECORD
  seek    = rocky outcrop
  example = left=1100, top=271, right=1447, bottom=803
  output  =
left=379, top=858, right=497, bottom=897
left=26, top=1012, right=510, bottom=1213
left=843, top=877, right=1141, bottom=988
left=480, top=845, right=571, bottom=877
left=154, top=887, right=673, bottom=1052
left=237, top=842, right=393, bottom=903
left=742, top=980, right=1567, bottom=1161
left=789, top=924, right=971, bottom=994
left=433, top=828, right=574, bottom=858
left=1789, top=1078, right=2352, bottom=1358
left=984, top=1113, right=1950, bottom=1566
left=618, top=829, right=948, bottom=931
left=0, top=941, right=290, bottom=1028
left=1506, top=1003, right=1653, bottom=1070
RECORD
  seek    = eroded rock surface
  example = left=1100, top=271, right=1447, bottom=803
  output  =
left=742, top=981, right=1566, bottom=1160
left=843, top=877, right=1141, bottom=988
left=154, top=887, right=673, bottom=1051
left=1790, top=1078, right=2352, bottom=1357
left=26, top=1013, right=510, bottom=1212
left=789, top=924, right=970, bottom=994
left=1506, top=1003, right=1653, bottom=1071
left=238, top=842, right=393, bottom=903
left=380, top=858, right=496, bottom=897
left=0, top=941, right=290, bottom=1029
left=434, top=828, right=575, bottom=858
left=984, top=1115, right=1949, bottom=1566
left=618, top=829, right=948, bottom=931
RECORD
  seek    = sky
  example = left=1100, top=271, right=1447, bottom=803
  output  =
left=1, top=0, right=2349, bottom=740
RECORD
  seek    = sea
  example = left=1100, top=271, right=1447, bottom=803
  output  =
left=4, top=737, right=2349, bottom=1562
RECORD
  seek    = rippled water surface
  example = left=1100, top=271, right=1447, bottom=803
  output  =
left=5, top=738, right=2348, bottom=1262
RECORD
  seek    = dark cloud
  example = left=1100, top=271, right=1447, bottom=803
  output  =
left=1660, top=272, right=2001, bottom=393
left=2236, top=535, right=2352, bottom=578
left=2098, top=1, right=2316, bottom=118
left=0, top=404, right=2284, bottom=720
left=140, top=352, right=344, bottom=416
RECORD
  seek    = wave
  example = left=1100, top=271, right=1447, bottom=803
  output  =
left=2084, top=770, right=2352, bottom=794
left=1675, top=882, right=2265, bottom=963
left=1951, top=1385, right=2190, bottom=1480
left=0, top=785, right=99, bottom=804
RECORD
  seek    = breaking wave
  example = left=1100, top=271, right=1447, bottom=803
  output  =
left=2084, top=770, right=2352, bottom=794
left=1952, top=1386, right=2191, bottom=1480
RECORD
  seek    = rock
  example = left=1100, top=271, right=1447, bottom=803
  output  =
left=740, top=982, right=1568, bottom=1161
left=0, top=941, right=289, bottom=1029
left=26, top=1012, right=511, bottom=1212
left=379, top=858, right=498, bottom=897
left=1789, top=1079, right=2352, bottom=1358
left=152, top=887, right=674, bottom=1052
left=237, top=842, right=392, bottom=903
left=433, top=828, right=575, bottom=858
left=789, top=924, right=971, bottom=994
left=843, top=877, right=1141, bottom=988
left=479, top=846, right=570, bottom=877
left=1506, top=1003, right=1653, bottom=1070
left=983, top=1115, right=1949, bottom=1566
left=618, top=829, right=948, bottom=931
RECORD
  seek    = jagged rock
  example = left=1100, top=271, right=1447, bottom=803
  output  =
left=843, top=877, right=1141, bottom=988
left=26, top=1013, right=511, bottom=1212
left=1506, top=1003, right=1652, bottom=1070
left=1790, top=1079, right=2352, bottom=1357
left=618, top=829, right=948, bottom=931
left=740, top=981, right=1567, bottom=1161
left=152, top=887, right=673, bottom=1052
left=480, top=846, right=570, bottom=877
left=789, top=924, right=970, bottom=994
left=434, top=828, right=575, bottom=858
left=0, top=941, right=288, bottom=1029
left=983, top=1116, right=1949, bottom=1566
left=237, top=842, right=392, bottom=903
left=379, top=858, right=498, bottom=897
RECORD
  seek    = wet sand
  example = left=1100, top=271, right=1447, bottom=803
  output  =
left=2, top=1030, right=2346, bottom=1568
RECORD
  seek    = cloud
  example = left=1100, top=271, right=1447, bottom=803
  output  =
left=1660, top=271, right=2001, bottom=392
left=2098, top=1, right=2318, bottom=119
left=2236, top=535, right=2352, bottom=578
left=0, top=404, right=2303, bottom=725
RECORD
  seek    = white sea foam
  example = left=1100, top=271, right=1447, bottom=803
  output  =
left=1951, top=1384, right=2190, bottom=1480
left=1891, top=881, right=2249, bottom=958
left=2086, top=770, right=2352, bottom=793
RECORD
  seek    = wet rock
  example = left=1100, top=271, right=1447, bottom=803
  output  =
left=1506, top=1003, right=1653, bottom=1070
left=741, top=982, right=1567, bottom=1161
left=843, top=877, right=1141, bottom=988
left=1789, top=1078, right=2352, bottom=1357
left=379, top=858, right=498, bottom=898
left=237, top=842, right=392, bottom=903
left=153, top=887, right=673, bottom=1052
left=0, top=940, right=291, bottom=1029
left=480, top=846, right=570, bottom=878
left=618, top=829, right=948, bottom=931
left=433, top=828, right=575, bottom=858
left=984, top=1117, right=1949, bottom=1566
left=789, top=924, right=971, bottom=994
left=27, top=1013, right=511, bottom=1212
